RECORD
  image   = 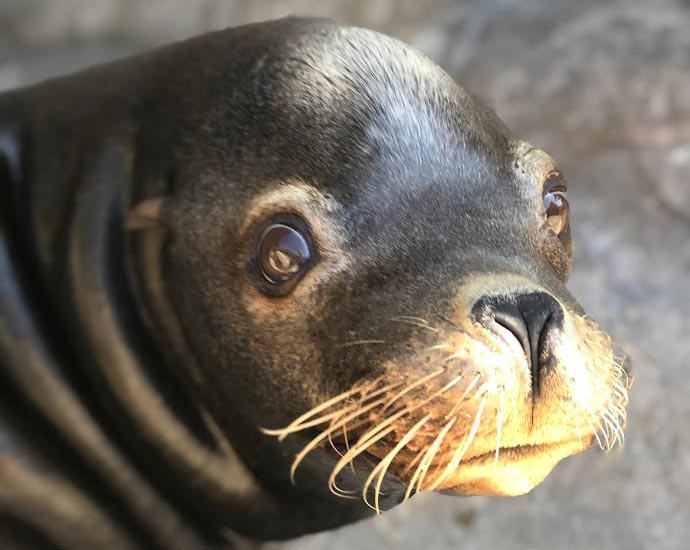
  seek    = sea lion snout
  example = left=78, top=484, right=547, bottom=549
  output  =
left=471, top=291, right=565, bottom=397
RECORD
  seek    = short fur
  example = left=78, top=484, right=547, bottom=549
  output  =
left=0, top=18, right=629, bottom=549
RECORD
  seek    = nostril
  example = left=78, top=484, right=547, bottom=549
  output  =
left=471, top=292, right=564, bottom=398
left=492, top=306, right=531, bottom=364
left=523, top=307, right=554, bottom=396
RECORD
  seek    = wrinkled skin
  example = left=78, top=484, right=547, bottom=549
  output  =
left=0, top=18, right=629, bottom=548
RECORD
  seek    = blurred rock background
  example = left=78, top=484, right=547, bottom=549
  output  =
left=1, top=1, right=688, bottom=549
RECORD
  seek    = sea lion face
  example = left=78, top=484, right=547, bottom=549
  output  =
left=157, top=23, right=630, bottom=511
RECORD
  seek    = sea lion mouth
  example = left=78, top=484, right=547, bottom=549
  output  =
left=438, top=437, right=596, bottom=497
left=263, top=308, right=630, bottom=510
left=460, top=439, right=588, bottom=465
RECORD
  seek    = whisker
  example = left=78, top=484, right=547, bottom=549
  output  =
left=592, top=415, right=611, bottom=451
left=327, top=410, right=351, bottom=457
left=406, top=416, right=457, bottom=500
left=598, top=411, right=618, bottom=447
left=261, top=380, right=374, bottom=438
left=337, top=340, right=387, bottom=348
left=584, top=416, right=605, bottom=450
left=607, top=401, right=627, bottom=425
left=391, top=315, right=433, bottom=325
left=442, top=350, right=469, bottom=363
left=357, top=378, right=404, bottom=406
left=494, top=386, right=505, bottom=466
left=427, top=344, right=451, bottom=351
left=342, top=422, right=355, bottom=473
left=430, top=394, right=488, bottom=490
left=439, top=314, right=462, bottom=331
left=383, top=368, right=445, bottom=411
left=269, top=378, right=404, bottom=440
left=328, top=423, right=399, bottom=496
left=389, top=316, right=439, bottom=333
left=363, top=414, right=431, bottom=514
left=326, top=417, right=380, bottom=496
left=328, top=402, right=425, bottom=494
left=436, top=374, right=465, bottom=396
left=292, top=406, right=359, bottom=437
left=606, top=412, right=623, bottom=449
left=612, top=380, right=629, bottom=399
left=289, top=394, right=393, bottom=482
left=328, top=372, right=465, bottom=492
left=602, top=408, right=625, bottom=447
left=400, top=445, right=428, bottom=478
left=444, top=373, right=481, bottom=419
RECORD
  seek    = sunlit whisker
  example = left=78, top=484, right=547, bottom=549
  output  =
left=430, top=394, right=488, bottom=490
left=389, top=316, right=440, bottom=333
left=400, top=444, right=428, bottom=477
left=602, top=407, right=625, bottom=447
left=341, top=422, right=355, bottom=473
left=427, top=344, right=451, bottom=351
left=294, top=406, right=359, bottom=438
left=289, top=394, right=392, bottom=482
left=583, top=416, right=605, bottom=450
left=606, top=401, right=627, bottom=424
left=442, top=350, right=469, bottom=363
left=406, top=416, right=457, bottom=500
left=363, top=414, right=432, bottom=514
left=592, top=414, right=611, bottom=451
left=262, top=378, right=384, bottom=438
left=494, top=386, right=505, bottom=466
left=382, top=368, right=445, bottom=411
left=275, top=378, right=405, bottom=440
left=327, top=371, right=466, bottom=493
left=598, top=410, right=619, bottom=448
left=444, top=373, right=481, bottom=419
left=328, top=423, right=399, bottom=496
left=327, top=411, right=350, bottom=457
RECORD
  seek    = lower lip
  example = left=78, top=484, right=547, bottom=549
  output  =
left=462, top=439, right=588, bottom=465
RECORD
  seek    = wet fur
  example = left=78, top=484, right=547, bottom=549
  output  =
left=0, top=17, right=630, bottom=548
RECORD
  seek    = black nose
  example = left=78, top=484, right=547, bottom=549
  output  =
left=471, top=292, right=564, bottom=397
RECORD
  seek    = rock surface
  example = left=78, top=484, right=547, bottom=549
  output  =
left=2, top=1, right=688, bottom=549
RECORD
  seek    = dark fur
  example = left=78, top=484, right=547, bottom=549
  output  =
left=0, top=18, right=582, bottom=548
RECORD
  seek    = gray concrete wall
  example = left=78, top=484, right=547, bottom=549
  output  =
left=2, top=1, right=689, bottom=549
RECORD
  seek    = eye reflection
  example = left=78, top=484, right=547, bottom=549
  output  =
left=543, top=174, right=569, bottom=236
left=258, top=223, right=312, bottom=285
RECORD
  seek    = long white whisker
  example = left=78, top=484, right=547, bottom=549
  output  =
left=389, top=316, right=439, bottom=333
left=383, top=368, right=445, bottom=411
left=444, top=374, right=481, bottom=419
left=430, top=394, right=488, bottom=490
left=406, top=416, right=457, bottom=500
left=494, top=386, right=505, bottom=466
left=363, top=414, right=431, bottom=514
left=328, top=372, right=464, bottom=492
left=289, top=394, right=392, bottom=482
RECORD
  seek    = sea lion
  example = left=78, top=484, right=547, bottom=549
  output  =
left=0, top=17, right=631, bottom=549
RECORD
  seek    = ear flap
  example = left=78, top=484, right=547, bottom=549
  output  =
left=124, top=196, right=167, bottom=230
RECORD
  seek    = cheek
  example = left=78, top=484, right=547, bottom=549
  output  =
left=538, top=234, right=572, bottom=281
left=238, top=244, right=354, bottom=324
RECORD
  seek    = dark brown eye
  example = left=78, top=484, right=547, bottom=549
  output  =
left=543, top=173, right=570, bottom=236
left=258, top=223, right=312, bottom=286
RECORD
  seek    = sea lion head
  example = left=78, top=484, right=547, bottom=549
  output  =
left=131, top=18, right=631, bottom=515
